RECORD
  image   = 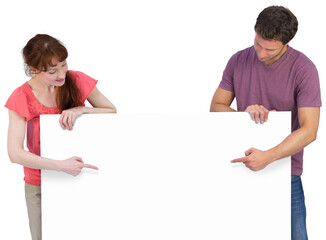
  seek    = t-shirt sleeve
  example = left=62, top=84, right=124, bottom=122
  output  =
left=218, top=54, right=236, bottom=92
left=296, top=62, right=322, bottom=108
left=5, top=86, right=31, bottom=120
left=71, top=71, right=98, bottom=103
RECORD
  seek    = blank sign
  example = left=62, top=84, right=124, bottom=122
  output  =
left=41, top=112, right=290, bottom=239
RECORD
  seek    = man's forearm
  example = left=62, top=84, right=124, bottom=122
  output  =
left=231, top=125, right=318, bottom=171
left=267, top=126, right=317, bottom=163
left=230, top=107, right=320, bottom=171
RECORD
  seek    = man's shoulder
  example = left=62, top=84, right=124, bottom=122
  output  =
left=287, top=46, right=316, bottom=68
left=232, top=46, right=254, bottom=56
left=238, top=46, right=254, bottom=54
left=230, top=46, right=255, bottom=60
left=226, top=46, right=256, bottom=67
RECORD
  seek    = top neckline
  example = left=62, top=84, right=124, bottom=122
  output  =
left=255, top=45, right=293, bottom=70
left=23, top=82, right=59, bottom=110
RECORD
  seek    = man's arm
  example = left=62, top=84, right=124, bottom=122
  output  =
left=232, top=107, right=320, bottom=171
left=210, top=87, right=236, bottom=112
left=211, top=87, right=272, bottom=123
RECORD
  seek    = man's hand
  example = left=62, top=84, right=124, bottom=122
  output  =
left=245, top=104, right=275, bottom=124
left=231, top=148, right=274, bottom=171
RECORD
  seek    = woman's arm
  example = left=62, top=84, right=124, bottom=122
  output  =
left=7, top=110, right=97, bottom=176
left=59, top=86, right=117, bottom=130
left=86, top=86, right=117, bottom=113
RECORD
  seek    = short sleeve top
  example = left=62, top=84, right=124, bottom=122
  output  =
left=5, top=71, right=98, bottom=185
left=219, top=46, right=322, bottom=175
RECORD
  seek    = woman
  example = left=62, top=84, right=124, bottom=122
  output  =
left=6, top=34, right=116, bottom=240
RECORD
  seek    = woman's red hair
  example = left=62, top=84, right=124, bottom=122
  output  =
left=22, top=34, right=83, bottom=112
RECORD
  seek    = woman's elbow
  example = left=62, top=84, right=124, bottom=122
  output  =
left=109, top=104, right=117, bottom=113
left=7, top=146, right=22, bottom=164
left=8, top=152, right=18, bottom=164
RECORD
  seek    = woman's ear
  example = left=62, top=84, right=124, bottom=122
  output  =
left=29, top=67, right=41, bottom=76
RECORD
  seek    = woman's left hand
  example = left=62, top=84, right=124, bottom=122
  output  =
left=59, top=107, right=85, bottom=130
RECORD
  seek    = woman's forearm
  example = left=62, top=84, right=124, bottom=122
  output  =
left=8, top=147, right=61, bottom=171
left=9, top=148, right=97, bottom=176
left=81, top=106, right=117, bottom=114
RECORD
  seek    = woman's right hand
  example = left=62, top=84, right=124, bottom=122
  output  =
left=60, top=156, right=98, bottom=176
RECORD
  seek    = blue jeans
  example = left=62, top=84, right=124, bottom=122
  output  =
left=291, top=175, right=308, bottom=240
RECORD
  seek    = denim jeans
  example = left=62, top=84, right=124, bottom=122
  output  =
left=291, top=175, right=308, bottom=240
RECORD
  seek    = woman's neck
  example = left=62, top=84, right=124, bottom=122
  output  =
left=28, top=77, right=58, bottom=108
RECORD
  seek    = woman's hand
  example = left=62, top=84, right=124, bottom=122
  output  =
left=60, top=156, right=98, bottom=176
left=59, top=107, right=85, bottom=130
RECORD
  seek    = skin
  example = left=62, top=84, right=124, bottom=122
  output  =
left=253, top=33, right=288, bottom=66
left=210, top=34, right=320, bottom=171
left=7, top=58, right=117, bottom=176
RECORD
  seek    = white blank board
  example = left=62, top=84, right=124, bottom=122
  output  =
left=41, top=112, right=290, bottom=239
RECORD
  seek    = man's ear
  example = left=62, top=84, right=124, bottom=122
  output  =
left=285, top=40, right=291, bottom=47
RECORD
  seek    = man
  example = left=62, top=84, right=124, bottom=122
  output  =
left=210, top=6, right=321, bottom=240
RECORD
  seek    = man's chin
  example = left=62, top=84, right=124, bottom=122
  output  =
left=259, top=57, right=268, bottom=62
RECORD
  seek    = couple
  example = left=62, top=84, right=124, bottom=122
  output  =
left=6, top=6, right=321, bottom=240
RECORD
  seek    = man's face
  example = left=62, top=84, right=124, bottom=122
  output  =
left=254, top=33, right=287, bottom=65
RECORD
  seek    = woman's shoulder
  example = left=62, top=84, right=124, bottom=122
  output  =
left=5, top=82, right=34, bottom=119
left=6, top=82, right=31, bottom=105
left=68, top=70, right=98, bottom=102
left=69, top=70, right=97, bottom=82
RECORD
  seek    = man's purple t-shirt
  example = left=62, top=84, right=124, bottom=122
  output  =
left=219, top=46, right=321, bottom=176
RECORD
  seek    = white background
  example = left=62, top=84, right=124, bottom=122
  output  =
left=0, top=0, right=325, bottom=239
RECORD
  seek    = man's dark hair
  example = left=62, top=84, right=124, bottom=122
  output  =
left=254, top=6, right=298, bottom=45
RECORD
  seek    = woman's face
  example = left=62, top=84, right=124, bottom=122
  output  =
left=34, top=58, right=68, bottom=87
